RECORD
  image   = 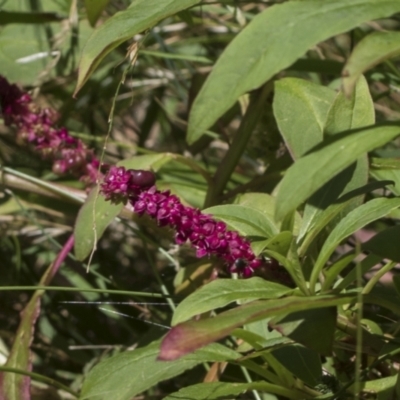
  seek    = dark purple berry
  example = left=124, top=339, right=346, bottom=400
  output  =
left=129, top=170, right=156, bottom=187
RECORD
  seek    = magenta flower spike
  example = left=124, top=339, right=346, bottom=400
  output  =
left=0, top=76, right=101, bottom=184
left=101, top=165, right=264, bottom=277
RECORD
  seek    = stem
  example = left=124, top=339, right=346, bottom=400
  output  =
left=0, top=366, right=78, bottom=397
left=0, top=286, right=170, bottom=298
left=204, top=83, right=272, bottom=207
left=362, top=261, right=396, bottom=295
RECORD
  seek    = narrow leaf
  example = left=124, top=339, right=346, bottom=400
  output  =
left=343, top=31, right=400, bottom=96
left=160, top=294, right=355, bottom=360
left=74, top=188, right=123, bottom=261
left=75, top=0, right=201, bottom=95
left=310, top=197, right=400, bottom=290
left=172, top=278, right=292, bottom=326
left=80, top=341, right=240, bottom=400
left=187, top=0, right=400, bottom=143
left=275, top=125, right=400, bottom=220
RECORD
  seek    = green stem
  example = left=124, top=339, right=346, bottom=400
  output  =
left=204, top=83, right=272, bottom=207
left=0, top=366, right=78, bottom=397
left=362, top=261, right=396, bottom=295
left=0, top=286, right=170, bottom=298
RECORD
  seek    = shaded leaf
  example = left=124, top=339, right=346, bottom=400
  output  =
left=275, top=125, right=400, bottom=221
left=270, top=308, right=336, bottom=355
left=187, top=0, right=400, bottom=143
left=80, top=341, right=240, bottom=400
left=311, top=197, right=400, bottom=289
left=160, top=294, right=356, bottom=360
left=163, top=381, right=308, bottom=400
left=75, top=0, right=201, bottom=95
left=84, top=0, right=110, bottom=27
left=172, top=278, right=292, bottom=326
left=74, top=188, right=123, bottom=261
left=271, top=344, right=322, bottom=386
left=363, top=225, right=400, bottom=262
left=343, top=31, right=400, bottom=96
left=0, top=236, right=74, bottom=400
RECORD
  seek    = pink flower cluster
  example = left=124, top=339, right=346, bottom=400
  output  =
left=0, top=76, right=101, bottom=184
left=101, top=166, right=263, bottom=277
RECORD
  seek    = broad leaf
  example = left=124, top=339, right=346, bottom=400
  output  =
left=187, top=0, right=400, bottom=143
left=80, top=341, right=240, bottom=400
left=160, top=294, right=356, bottom=360
left=273, top=78, right=335, bottom=159
left=172, top=278, right=292, bottom=326
left=343, top=31, right=400, bottom=96
left=75, top=0, right=201, bottom=95
left=74, top=188, right=123, bottom=261
left=310, top=197, right=400, bottom=289
left=163, top=381, right=308, bottom=400
left=275, top=125, right=400, bottom=221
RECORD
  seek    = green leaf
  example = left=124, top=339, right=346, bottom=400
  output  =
left=273, top=78, right=335, bottom=159
left=187, top=0, right=400, bottom=143
left=371, top=169, right=400, bottom=196
left=298, top=76, right=372, bottom=242
left=74, top=0, right=201, bottom=95
left=84, top=0, right=110, bottom=26
left=172, top=278, right=292, bottom=326
left=271, top=344, right=322, bottom=386
left=270, top=308, right=336, bottom=356
left=80, top=341, right=240, bottom=400
left=0, top=10, right=62, bottom=24
left=163, top=381, right=308, bottom=400
left=363, top=226, right=400, bottom=262
left=310, top=197, right=400, bottom=290
left=275, top=125, right=400, bottom=221
left=74, top=188, right=123, bottom=261
left=299, top=180, right=394, bottom=256
left=343, top=31, right=400, bottom=96
left=203, top=204, right=279, bottom=238
left=160, top=294, right=356, bottom=360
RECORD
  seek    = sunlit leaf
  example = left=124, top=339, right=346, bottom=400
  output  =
left=343, top=31, right=400, bottom=96
left=275, top=125, right=400, bottom=221
left=172, top=278, right=292, bottom=326
left=187, top=0, right=400, bottom=143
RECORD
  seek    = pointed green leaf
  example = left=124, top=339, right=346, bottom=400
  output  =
left=275, top=125, right=400, bottom=220
left=80, top=341, right=240, bottom=400
left=343, top=31, right=400, bottom=96
left=163, top=381, right=308, bottom=400
left=204, top=204, right=279, bottom=238
left=310, top=197, right=400, bottom=290
left=84, top=0, right=110, bottom=26
left=172, top=278, right=292, bottom=326
left=74, top=188, right=123, bottom=261
left=299, top=76, right=372, bottom=241
left=160, top=294, right=356, bottom=360
left=187, top=0, right=400, bottom=143
left=75, top=0, right=201, bottom=95
left=273, top=77, right=335, bottom=159
left=363, top=225, right=400, bottom=262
